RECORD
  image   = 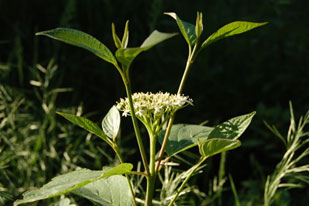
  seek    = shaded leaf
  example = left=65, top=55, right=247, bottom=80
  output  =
left=102, top=106, right=121, bottom=141
left=13, top=164, right=133, bottom=206
left=57, top=112, right=111, bottom=145
left=74, top=175, right=133, bottom=206
left=158, top=124, right=213, bottom=157
left=36, top=28, right=118, bottom=66
left=116, top=30, right=177, bottom=69
left=165, top=12, right=197, bottom=46
left=202, top=21, right=268, bottom=48
left=209, top=112, right=256, bottom=140
left=199, top=138, right=241, bottom=158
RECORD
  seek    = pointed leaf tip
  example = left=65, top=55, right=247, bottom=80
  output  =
left=202, top=21, right=268, bottom=48
left=209, top=111, right=256, bottom=140
left=165, top=12, right=197, bottom=47
left=36, top=28, right=118, bottom=66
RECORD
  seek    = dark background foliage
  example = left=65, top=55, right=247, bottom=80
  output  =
left=0, top=0, right=308, bottom=205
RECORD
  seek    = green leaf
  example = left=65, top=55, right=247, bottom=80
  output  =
left=36, top=28, right=118, bottom=66
left=195, top=12, right=203, bottom=38
left=112, top=23, right=122, bottom=49
left=209, top=111, right=256, bottom=140
left=165, top=12, right=197, bottom=47
left=74, top=175, right=133, bottom=206
left=158, top=124, right=214, bottom=157
left=202, top=21, right=268, bottom=48
left=199, top=138, right=241, bottom=158
left=13, top=164, right=133, bottom=206
left=102, top=106, right=121, bottom=141
left=116, top=30, right=177, bottom=69
left=57, top=112, right=111, bottom=145
left=122, top=20, right=129, bottom=48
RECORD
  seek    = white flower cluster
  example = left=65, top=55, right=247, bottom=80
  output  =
left=116, top=92, right=193, bottom=134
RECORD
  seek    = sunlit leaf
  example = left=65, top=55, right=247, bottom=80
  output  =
left=209, top=111, right=256, bottom=140
left=13, top=164, right=133, bottom=206
left=199, top=138, right=241, bottom=158
left=36, top=28, right=118, bottom=66
left=158, top=124, right=213, bottom=157
left=202, top=21, right=268, bottom=48
left=165, top=12, right=197, bottom=47
left=112, top=23, right=122, bottom=49
left=122, top=20, right=129, bottom=48
left=74, top=175, right=133, bottom=206
left=57, top=112, right=111, bottom=145
left=102, top=106, right=121, bottom=141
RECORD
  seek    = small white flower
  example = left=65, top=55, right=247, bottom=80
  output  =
left=116, top=92, right=193, bottom=134
left=136, top=110, right=144, bottom=117
left=122, top=109, right=129, bottom=117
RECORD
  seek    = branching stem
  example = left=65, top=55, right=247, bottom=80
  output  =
left=156, top=43, right=199, bottom=172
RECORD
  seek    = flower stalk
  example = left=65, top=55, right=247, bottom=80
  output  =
left=156, top=42, right=199, bottom=172
left=116, top=91, right=193, bottom=205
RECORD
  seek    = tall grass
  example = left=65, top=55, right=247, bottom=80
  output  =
left=0, top=59, right=114, bottom=205
left=264, top=102, right=309, bottom=206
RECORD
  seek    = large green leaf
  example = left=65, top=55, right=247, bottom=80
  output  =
left=199, top=138, right=241, bottom=158
left=209, top=112, right=256, bottom=140
left=36, top=28, right=118, bottom=66
left=202, top=21, right=268, bottom=48
left=74, top=175, right=133, bottom=206
left=57, top=112, right=111, bottom=145
left=13, top=164, right=133, bottom=206
left=102, top=106, right=121, bottom=141
left=158, top=124, right=214, bottom=157
left=116, top=30, right=177, bottom=69
left=165, top=12, right=197, bottom=47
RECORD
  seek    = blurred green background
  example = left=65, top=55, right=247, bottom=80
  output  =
left=0, top=0, right=308, bottom=205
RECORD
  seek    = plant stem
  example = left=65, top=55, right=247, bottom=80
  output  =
left=156, top=44, right=198, bottom=172
left=145, top=130, right=157, bottom=205
left=168, top=157, right=206, bottom=206
left=114, top=145, right=138, bottom=206
left=177, top=49, right=195, bottom=95
left=155, top=114, right=175, bottom=171
left=124, top=81, right=150, bottom=176
left=218, top=152, right=227, bottom=206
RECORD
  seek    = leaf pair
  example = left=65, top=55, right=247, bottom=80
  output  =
left=166, top=12, right=267, bottom=51
left=36, top=23, right=176, bottom=77
left=112, top=20, right=129, bottom=49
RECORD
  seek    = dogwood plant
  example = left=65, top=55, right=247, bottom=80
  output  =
left=14, top=12, right=266, bottom=206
